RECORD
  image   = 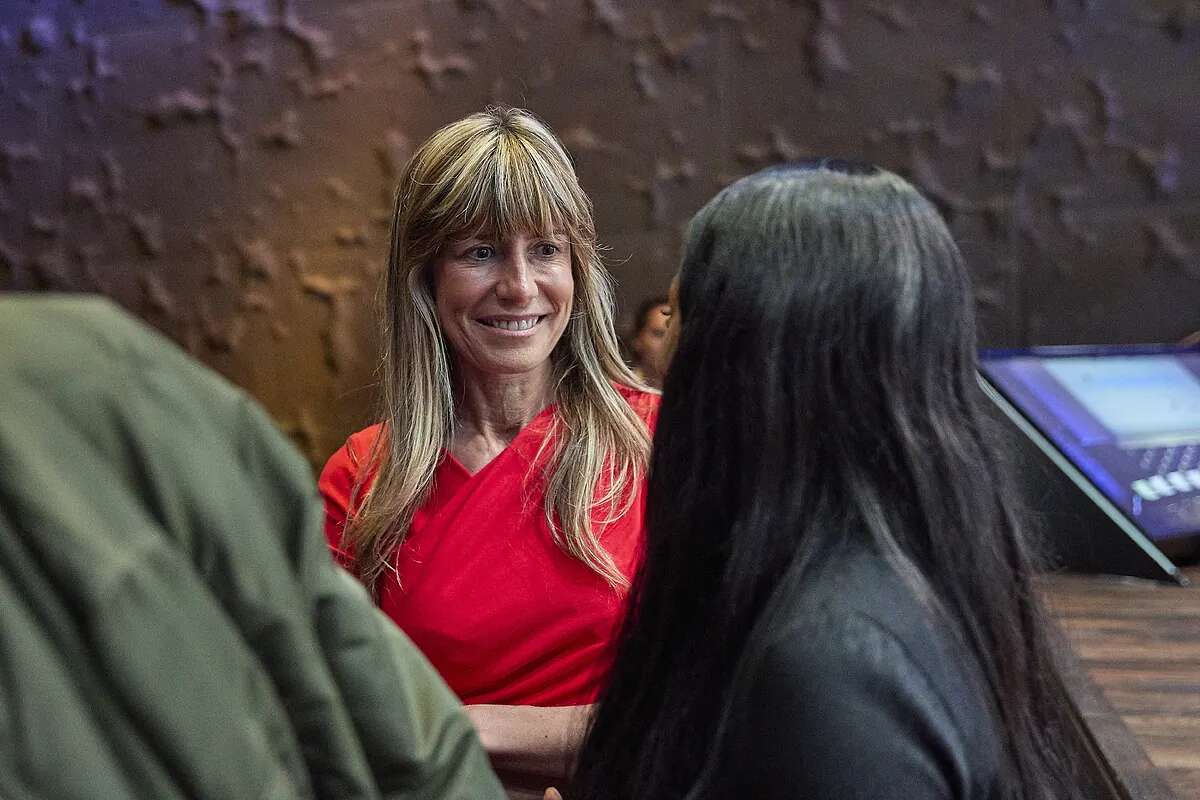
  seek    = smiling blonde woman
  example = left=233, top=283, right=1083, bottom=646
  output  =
left=318, top=107, right=656, bottom=793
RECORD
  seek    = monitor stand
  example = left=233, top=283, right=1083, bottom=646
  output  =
left=979, top=375, right=1188, bottom=586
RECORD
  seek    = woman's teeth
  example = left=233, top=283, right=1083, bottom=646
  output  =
left=482, top=316, right=540, bottom=331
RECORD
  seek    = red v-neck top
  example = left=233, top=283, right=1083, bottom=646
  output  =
left=318, top=385, right=658, bottom=706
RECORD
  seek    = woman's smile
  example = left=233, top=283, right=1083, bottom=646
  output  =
left=475, top=314, right=548, bottom=334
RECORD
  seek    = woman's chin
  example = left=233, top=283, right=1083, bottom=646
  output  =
left=464, top=351, right=557, bottom=380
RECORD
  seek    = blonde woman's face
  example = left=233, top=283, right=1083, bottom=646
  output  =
left=432, top=230, right=574, bottom=378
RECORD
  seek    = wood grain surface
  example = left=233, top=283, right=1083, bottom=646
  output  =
left=1041, top=565, right=1200, bottom=800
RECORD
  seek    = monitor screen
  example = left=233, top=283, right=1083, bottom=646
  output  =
left=980, top=345, right=1200, bottom=541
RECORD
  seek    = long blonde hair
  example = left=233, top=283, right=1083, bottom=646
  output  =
left=345, top=107, right=651, bottom=594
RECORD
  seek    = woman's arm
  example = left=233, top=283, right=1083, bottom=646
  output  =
left=465, top=704, right=592, bottom=783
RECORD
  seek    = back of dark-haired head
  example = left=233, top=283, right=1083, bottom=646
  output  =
left=573, top=162, right=1084, bottom=799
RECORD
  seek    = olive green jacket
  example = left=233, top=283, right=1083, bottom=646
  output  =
left=0, top=295, right=504, bottom=800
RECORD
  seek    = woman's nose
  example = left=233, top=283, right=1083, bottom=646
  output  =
left=495, top=253, right=537, bottom=304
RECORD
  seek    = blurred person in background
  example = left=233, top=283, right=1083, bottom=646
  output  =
left=627, top=295, right=671, bottom=390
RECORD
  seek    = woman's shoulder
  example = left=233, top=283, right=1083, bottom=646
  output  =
left=732, top=604, right=1000, bottom=799
left=318, top=423, right=386, bottom=553
left=727, top=548, right=1002, bottom=797
left=346, top=422, right=385, bottom=457
left=614, top=383, right=660, bottom=428
left=758, top=544, right=1000, bottom=762
left=770, top=545, right=943, bottom=663
left=321, top=423, right=385, bottom=482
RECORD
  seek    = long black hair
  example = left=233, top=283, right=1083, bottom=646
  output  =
left=573, top=160, right=1083, bottom=799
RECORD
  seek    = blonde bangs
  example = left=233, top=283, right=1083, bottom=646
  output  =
left=426, top=125, right=588, bottom=245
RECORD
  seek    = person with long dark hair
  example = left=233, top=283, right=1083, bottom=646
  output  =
left=570, top=161, right=1086, bottom=799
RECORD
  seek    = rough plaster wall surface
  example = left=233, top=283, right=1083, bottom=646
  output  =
left=1, top=0, right=1197, bottom=467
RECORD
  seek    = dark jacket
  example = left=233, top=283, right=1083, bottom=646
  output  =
left=698, top=537, right=1004, bottom=799
left=0, top=295, right=505, bottom=800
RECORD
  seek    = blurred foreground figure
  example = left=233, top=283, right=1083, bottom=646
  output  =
left=0, top=295, right=504, bottom=800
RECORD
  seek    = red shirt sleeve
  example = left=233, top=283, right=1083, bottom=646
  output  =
left=317, top=424, right=382, bottom=570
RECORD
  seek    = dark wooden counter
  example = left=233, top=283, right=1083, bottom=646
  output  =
left=1040, top=566, right=1200, bottom=800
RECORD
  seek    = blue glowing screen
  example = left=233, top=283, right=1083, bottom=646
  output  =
left=980, top=346, right=1200, bottom=541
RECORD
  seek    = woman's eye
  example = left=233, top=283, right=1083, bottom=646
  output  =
left=535, top=243, right=560, bottom=257
left=468, top=246, right=494, bottom=260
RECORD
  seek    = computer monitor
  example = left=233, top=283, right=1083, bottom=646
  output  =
left=979, top=344, right=1200, bottom=583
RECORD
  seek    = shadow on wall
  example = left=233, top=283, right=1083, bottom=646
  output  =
left=0, top=0, right=1197, bottom=469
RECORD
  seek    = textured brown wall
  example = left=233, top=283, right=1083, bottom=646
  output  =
left=2, top=0, right=1198, bottom=468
